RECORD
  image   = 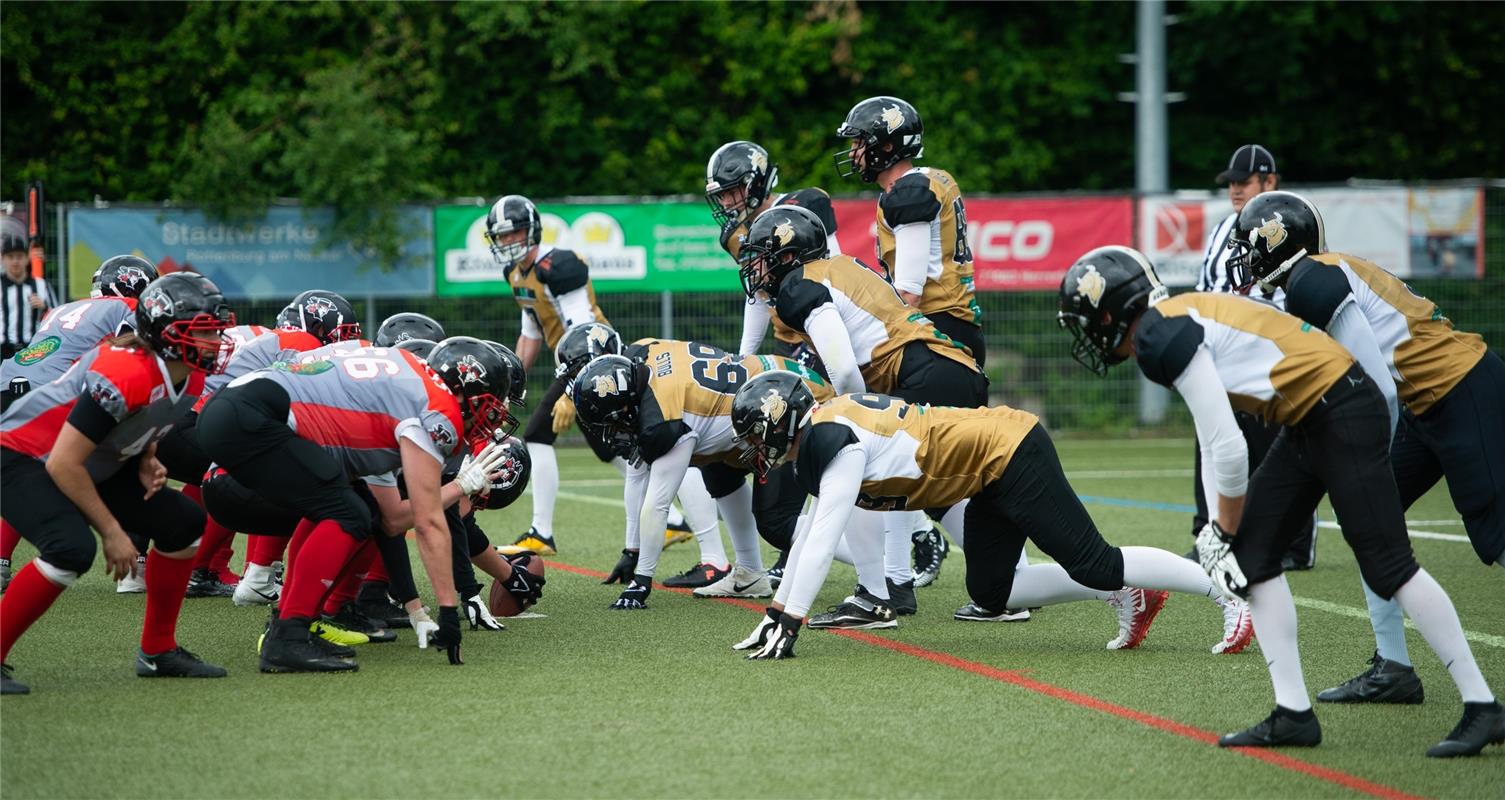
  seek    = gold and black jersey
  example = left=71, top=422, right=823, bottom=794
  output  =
left=503, top=246, right=610, bottom=349
left=625, top=338, right=832, bottom=465
left=720, top=188, right=841, bottom=346
left=1284, top=253, right=1487, bottom=416
left=774, top=254, right=978, bottom=394
left=1135, top=293, right=1354, bottom=426
left=875, top=167, right=982, bottom=326
left=794, top=394, right=1039, bottom=511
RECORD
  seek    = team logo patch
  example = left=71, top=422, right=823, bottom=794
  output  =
left=89, top=381, right=123, bottom=410
left=455, top=354, right=487, bottom=386
left=591, top=373, right=619, bottom=398
left=1075, top=264, right=1107, bottom=308
left=758, top=388, right=787, bottom=424
left=773, top=221, right=795, bottom=246
left=12, top=335, right=60, bottom=366
left=1253, top=212, right=1287, bottom=250
left=748, top=148, right=767, bottom=172
left=880, top=104, right=905, bottom=133
left=427, top=422, right=457, bottom=450
left=274, top=359, right=334, bottom=375
left=140, top=289, right=174, bottom=319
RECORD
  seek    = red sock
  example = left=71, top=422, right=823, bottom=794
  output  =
left=1, top=519, right=20, bottom=560
left=191, top=516, right=235, bottom=572
left=246, top=534, right=287, bottom=568
left=322, top=541, right=377, bottom=616
left=1, top=562, right=68, bottom=662
left=141, top=550, right=195, bottom=654
left=279, top=520, right=359, bottom=621
left=209, top=534, right=238, bottom=581
left=180, top=483, right=204, bottom=506
left=284, top=518, right=318, bottom=576
left=364, top=555, right=390, bottom=584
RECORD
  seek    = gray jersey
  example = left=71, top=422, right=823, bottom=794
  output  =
left=2, top=297, right=136, bottom=388
left=196, top=327, right=322, bottom=412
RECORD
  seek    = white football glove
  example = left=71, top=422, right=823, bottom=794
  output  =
left=455, top=440, right=509, bottom=495
left=747, top=614, right=801, bottom=661
left=1196, top=521, right=1249, bottom=601
left=732, top=610, right=779, bottom=651
left=410, top=607, right=440, bottom=648
left=463, top=594, right=506, bottom=631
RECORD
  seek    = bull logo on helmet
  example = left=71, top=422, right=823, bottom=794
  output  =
left=774, top=221, right=795, bottom=247
left=455, top=354, right=487, bottom=386
left=748, top=148, right=767, bottom=172
left=1075, top=264, right=1107, bottom=308
left=140, top=290, right=174, bottom=319
left=758, top=388, right=788, bottom=424
left=1253, top=212, right=1288, bottom=251
left=588, top=326, right=611, bottom=347
left=303, top=296, right=339, bottom=319
left=880, top=105, right=905, bottom=133
left=591, top=373, right=619, bottom=398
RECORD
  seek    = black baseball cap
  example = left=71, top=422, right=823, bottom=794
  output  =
left=1216, top=144, right=1277, bottom=184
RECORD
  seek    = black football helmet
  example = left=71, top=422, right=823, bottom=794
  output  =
left=1057, top=246, right=1168, bottom=376
left=134, top=272, right=236, bottom=374
left=274, top=303, right=299, bottom=330
left=834, top=96, right=924, bottom=182
left=394, top=337, right=438, bottom=361
left=738, top=205, right=829, bottom=300
left=730, top=370, right=817, bottom=479
left=1228, top=191, right=1326, bottom=293
left=374, top=312, right=445, bottom=347
left=553, top=322, right=623, bottom=381
left=705, top=140, right=780, bottom=228
left=289, top=289, right=361, bottom=345
left=475, top=435, right=531, bottom=511
left=483, top=340, right=527, bottom=408
left=484, top=194, right=542, bottom=270
left=568, top=354, right=645, bottom=462
left=428, top=336, right=516, bottom=448
left=93, top=255, right=159, bottom=299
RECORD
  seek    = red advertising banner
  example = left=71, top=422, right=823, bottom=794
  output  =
left=832, top=196, right=1134, bottom=291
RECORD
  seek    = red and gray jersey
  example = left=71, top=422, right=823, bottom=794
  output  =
left=195, top=328, right=323, bottom=412
left=250, top=344, right=465, bottom=479
left=1, top=343, right=193, bottom=480
left=2, top=297, right=137, bottom=388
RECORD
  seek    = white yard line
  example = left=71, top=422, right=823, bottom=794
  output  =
left=1316, top=520, right=1470, bottom=544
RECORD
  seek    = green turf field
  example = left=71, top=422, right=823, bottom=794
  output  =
left=2, top=439, right=1501, bottom=798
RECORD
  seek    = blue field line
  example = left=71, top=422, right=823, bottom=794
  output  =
left=1076, top=495, right=1197, bottom=514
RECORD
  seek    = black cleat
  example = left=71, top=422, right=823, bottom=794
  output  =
left=953, top=603, right=1032, bottom=622
left=1219, top=706, right=1322, bottom=748
left=2, top=663, right=29, bottom=695
left=136, top=647, right=227, bottom=678
left=1316, top=652, right=1425, bottom=704
left=354, top=596, right=411, bottom=629
left=886, top=578, right=918, bottom=616
left=808, top=586, right=897, bottom=630
left=662, top=562, right=730, bottom=589
left=259, top=620, right=358, bottom=673
left=1427, top=701, right=1505, bottom=758
left=325, top=604, right=397, bottom=643
left=185, top=567, right=236, bottom=599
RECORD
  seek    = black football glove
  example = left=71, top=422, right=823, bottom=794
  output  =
left=609, top=575, right=652, bottom=610
left=602, top=549, right=639, bottom=585
left=504, top=562, right=545, bottom=604
left=432, top=606, right=464, bottom=665
left=747, top=613, right=802, bottom=660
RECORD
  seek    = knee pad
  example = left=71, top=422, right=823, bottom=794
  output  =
left=33, top=558, right=80, bottom=587
left=42, top=534, right=97, bottom=575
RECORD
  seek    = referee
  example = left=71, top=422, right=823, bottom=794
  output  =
left=1, top=233, right=54, bottom=360
left=1188, top=144, right=1317, bottom=570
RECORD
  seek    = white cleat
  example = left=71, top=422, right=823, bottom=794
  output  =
left=693, top=565, right=773, bottom=598
left=116, top=556, right=147, bottom=594
left=1212, top=595, right=1254, bottom=654
left=233, top=563, right=281, bottom=607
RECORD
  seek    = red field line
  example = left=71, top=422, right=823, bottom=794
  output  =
left=549, top=559, right=1425, bottom=800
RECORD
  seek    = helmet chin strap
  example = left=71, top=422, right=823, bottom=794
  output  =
left=1258, top=247, right=1308, bottom=293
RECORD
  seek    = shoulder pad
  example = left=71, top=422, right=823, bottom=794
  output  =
left=541, top=249, right=590, bottom=295
left=773, top=269, right=831, bottom=333
left=794, top=421, right=860, bottom=496
left=879, top=173, right=942, bottom=227
left=1283, top=257, right=1353, bottom=330
left=778, top=188, right=838, bottom=235
left=1134, top=309, right=1205, bottom=388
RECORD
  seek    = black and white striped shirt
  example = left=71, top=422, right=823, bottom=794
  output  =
left=2, top=273, right=55, bottom=355
left=1197, top=211, right=1285, bottom=304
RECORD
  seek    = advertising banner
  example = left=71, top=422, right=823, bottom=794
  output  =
left=434, top=202, right=735, bottom=296
left=832, top=196, right=1134, bottom=291
left=1408, top=187, right=1484, bottom=279
left=66, top=206, right=433, bottom=300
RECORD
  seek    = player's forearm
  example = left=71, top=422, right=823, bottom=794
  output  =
left=515, top=332, right=542, bottom=371
left=413, top=513, right=458, bottom=606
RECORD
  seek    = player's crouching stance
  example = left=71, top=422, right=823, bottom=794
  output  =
left=1, top=273, right=235, bottom=694
left=1061, top=245, right=1502, bottom=757
left=728, top=371, right=1250, bottom=661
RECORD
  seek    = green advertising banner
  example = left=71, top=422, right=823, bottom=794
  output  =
left=434, top=202, right=735, bottom=296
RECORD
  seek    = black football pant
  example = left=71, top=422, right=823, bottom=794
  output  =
left=1234, top=366, right=1420, bottom=598
left=522, top=374, right=618, bottom=461
left=699, top=461, right=803, bottom=552
left=893, top=341, right=989, bottom=408
left=1193, top=410, right=1317, bottom=567
left=0, top=448, right=203, bottom=574
left=155, top=412, right=212, bottom=486
left=926, top=311, right=986, bottom=369
left=959, top=424, right=1125, bottom=612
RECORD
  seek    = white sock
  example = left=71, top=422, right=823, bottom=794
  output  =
left=526, top=443, right=559, bottom=538
left=1362, top=576, right=1411, bottom=665
left=884, top=512, right=917, bottom=584
left=938, top=501, right=967, bottom=551
left=1248, top=576, right=1311, bottom=712
left=1005, top=563, right=1113, bottom=607
left=1392, top=568, right=1495, bottom=703
left=676, top=470, right=726, bottom=568
left=715, top=483, right=763, bottom=572
left=849, top=509, right=888, bottom=599
left=1119, top=546, right=1217, bottom=597
left=242, top=562, right=274, bottom=586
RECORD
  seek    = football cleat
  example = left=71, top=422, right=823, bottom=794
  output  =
left=186, top=567, right=236, bottom=599
left=2, top=663, right=29, bottom=695
left=135, top=646, right=227, bottom=678
left=807, top=586, right=897, bottom=630
left=1213, top=596, right=1255, bottom=655
left=310, top=619, right=370, bottom=647
left=232, top=564, right=281, bottom=607
left=1316, top=652, right=1425, bottom=704
left=1219, top=706, right=1322, bottom=748
left=323, top=606, right=396, bottom=643
left=511, top=528, right=557, bottom=556
left=116, top=556, right=147, bottom=594
left=260, top=621, right=358, bottom=673
left=462, top=594, right=506, bottom=631
left=355, top=597, right=411, bottom=629
left=911, top=527, right=949, bottom=587
left=662, top=562, right=730, bottom=589
left=1105, top=588, right=1168, bottom=650
left=693, top=565, right=772, bottom=598
left=1427, top=701, right=1505, bottom=758
left=886, top=578, right=918, bottom=615
left=663, top=521, right=693, bottom=550
left=953, top=603, right=1032, bottom=622
left=765, top=565, right=784, bottom=590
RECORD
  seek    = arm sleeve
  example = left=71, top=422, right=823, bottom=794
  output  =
left=1328, top=301, right=1400, bottom=434
left=804, top=305, right=865, bottom=395
left=519, top=309, right=541, bottom=340
left=738, top=301, right=772, bottom=357
left=890, top=222, right=931, bottom=296
left=553, top=287, right=596, bottom=332
left=632, top=435, right=694, bottom=578
left=622, top=459, right=649, bottom=550
left=782, top=448, right=864, bottom=618
left=1172, top=347, right=1248, bottom=505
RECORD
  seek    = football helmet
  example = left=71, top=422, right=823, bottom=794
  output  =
left=1057, top=246, right=1168, bottom=376
left=289, top=289, right=361, bottom=345
left=134, top=273, right=236, bottom=374
left=484, top=195, right=542, bottom=271
left=93, top=255, right=159, bottom=299
left=475, top=435, right=531, bottom=511
left=705, top=141, right=780, bottom=228
left=553, top=322, right=622, bottom=380
left=374, top=312, right=445, bottom=347
left=730, top=370, right=817, bottom=479
left=394, top=337, right=438, bottom=361
left=834, top=96, right=924, bottom=182
left=1228, top=191, right=1326, bottom=293
left=274, top=303, right=300, bottom=331
left=738, top=205, right=829, bottom=300
left=568, top=354, right=644, bottom=462
left=483, top=340, right=527, bottom=408
left=428, top=336, right=516, bottom=448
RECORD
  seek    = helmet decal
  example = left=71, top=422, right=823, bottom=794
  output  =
left=1075, top=264, right=1107, bottom=307
left=455, top=354, right=487, bottom=385
left=881, top=105, right=905, bottom=133
left=773, top=221, right=795, bottom=246
left=141, top=290, right=174, bottom=319
left=303, top=295, right=339, bottom=318
left=747, top=148, right=768, bottom=172
left=1254, top=212, right=1288, bottom=250
left=588, top=326, right=611, bottom=347
left=591, top=373, right=621, bottom=398
left=758, top=388, right=788, bottom=425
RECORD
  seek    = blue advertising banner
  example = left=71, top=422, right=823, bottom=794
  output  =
left=65, top=206, right=433, bottom=300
